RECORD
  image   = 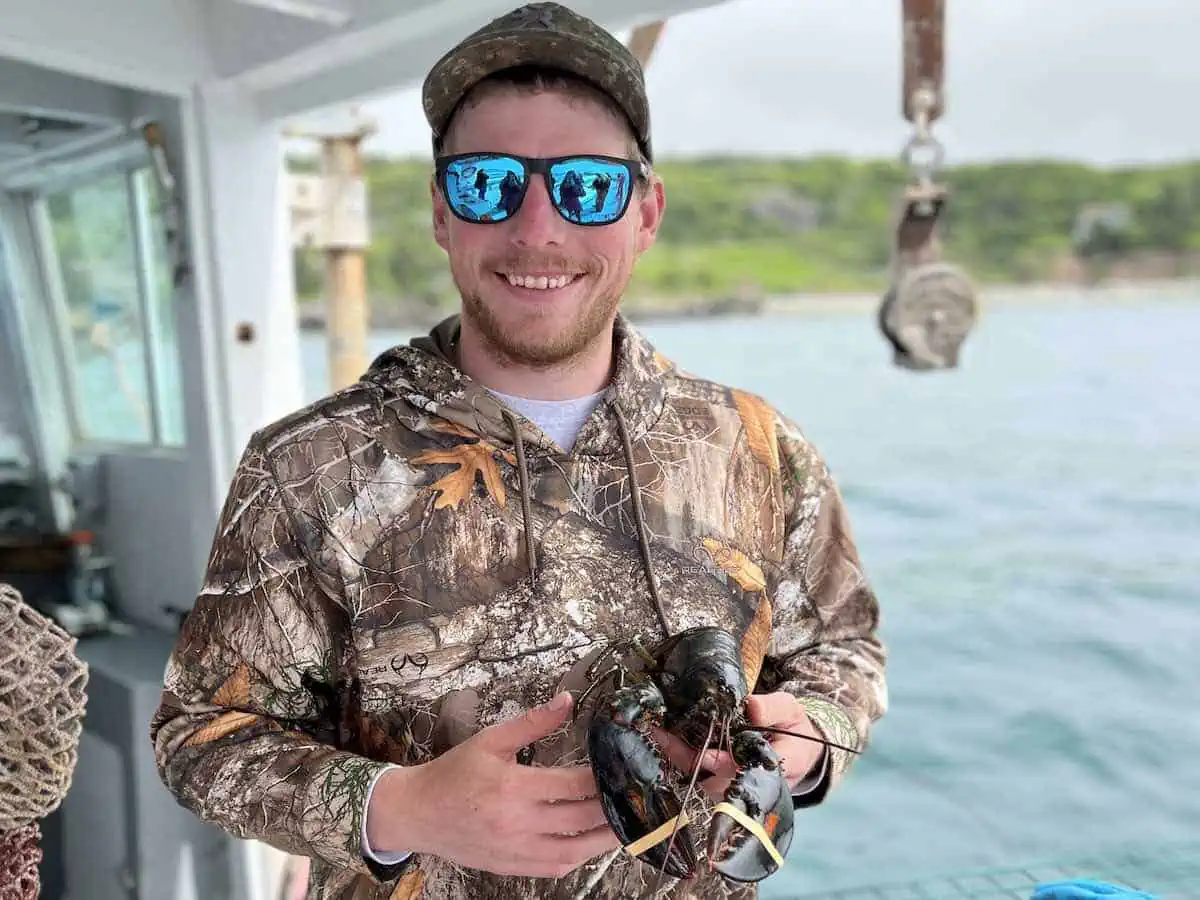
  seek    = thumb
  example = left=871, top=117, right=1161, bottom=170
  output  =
left=481, top=692, right=574, bottom=755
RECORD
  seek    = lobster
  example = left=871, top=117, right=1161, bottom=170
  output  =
left=577, top=624, right=860, bottom=888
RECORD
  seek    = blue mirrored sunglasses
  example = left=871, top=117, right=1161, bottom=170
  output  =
left=435, top=153, right=646, bottom=226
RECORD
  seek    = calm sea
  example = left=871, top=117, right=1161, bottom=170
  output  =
left=301, top=297, right=1200, bottom=894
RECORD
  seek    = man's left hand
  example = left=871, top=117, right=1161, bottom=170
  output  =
left=651, top=692, right=825, bottom=801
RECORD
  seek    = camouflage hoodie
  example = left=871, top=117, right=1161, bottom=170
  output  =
left=150, top=314, right=887, bottom=900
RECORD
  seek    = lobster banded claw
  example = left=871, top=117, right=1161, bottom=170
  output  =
left=586, top=681, right=699, bottom=879
left=707, top=730, right=795, bottom=883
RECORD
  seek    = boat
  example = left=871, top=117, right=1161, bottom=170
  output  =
left=2, top=1, right=1188, bottom=898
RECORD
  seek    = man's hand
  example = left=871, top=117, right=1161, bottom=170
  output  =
left=365, top=692, right=619, bottom=878
left=652, top=692, right=826, bottom=800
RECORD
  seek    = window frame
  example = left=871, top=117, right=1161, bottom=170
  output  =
left=21, top=144, right=186, bottom=451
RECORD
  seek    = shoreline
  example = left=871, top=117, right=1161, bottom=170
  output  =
left=296, top=277, right=1200, bottom=333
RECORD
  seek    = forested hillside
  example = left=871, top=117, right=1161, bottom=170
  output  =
left=291, top=154, right=1200, bottom=323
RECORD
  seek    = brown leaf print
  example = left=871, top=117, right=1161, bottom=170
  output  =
left=740, top=595, right=773, bottom=693
left=701, top=538, right=767, bottom=592
left=388, top=871, right=425, bottom=900
left=212, top=664, right=251, bottom=707
left=412, top=434, right=517, bottom=510
left=732, top=389, right=780, bottom=473
left=182, top=664, right=262, bottom=747
left=182, top=711, right=263, bottom=747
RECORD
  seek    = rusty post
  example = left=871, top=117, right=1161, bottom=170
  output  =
left=626, top=20, right=667, bottom=69
left=902, top=0, right=945, bottom=123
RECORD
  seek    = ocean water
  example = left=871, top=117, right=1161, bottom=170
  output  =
left=300, top=297, right=1200, bottom=894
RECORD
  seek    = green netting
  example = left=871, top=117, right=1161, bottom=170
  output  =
left=791, top=842, right=1200, bottom=899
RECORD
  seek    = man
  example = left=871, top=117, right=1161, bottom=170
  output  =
left=149, top=3, right=887, bottom=899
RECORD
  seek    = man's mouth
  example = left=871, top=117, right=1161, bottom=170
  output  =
left=499, top=272, right=584, bottom=291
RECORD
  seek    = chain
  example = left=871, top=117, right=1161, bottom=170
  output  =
left=900, top=84, right=944, bottom=189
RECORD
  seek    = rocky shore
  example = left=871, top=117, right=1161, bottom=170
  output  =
left=295, top=277, right=1200, bottom=333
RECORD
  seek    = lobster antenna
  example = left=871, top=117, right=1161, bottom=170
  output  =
left=748, top=724, right=863, bottom=756
left=651, top=717, right=716, bottom=896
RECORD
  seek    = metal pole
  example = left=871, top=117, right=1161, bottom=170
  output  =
left=285, top=109, right=375, bottom=394
left=320, top=133, right=369, bottom=391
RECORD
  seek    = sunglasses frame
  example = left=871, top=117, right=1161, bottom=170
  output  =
left=434, top=152, right=648, bottom=227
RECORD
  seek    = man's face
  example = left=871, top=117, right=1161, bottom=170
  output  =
left=432, top=86, right=665, bottom=368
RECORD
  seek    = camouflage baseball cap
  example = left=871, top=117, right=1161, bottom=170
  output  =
left=422, top=2, right=653, bottom=161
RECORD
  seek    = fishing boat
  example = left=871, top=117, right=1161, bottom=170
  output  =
left=0, top=1, right=1192, bottom=898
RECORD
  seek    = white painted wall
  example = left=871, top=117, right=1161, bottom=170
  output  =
left=189, top=83, right=305, bottom=465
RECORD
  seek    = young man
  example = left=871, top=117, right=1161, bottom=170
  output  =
left=150, top=3, right=887, bottom=898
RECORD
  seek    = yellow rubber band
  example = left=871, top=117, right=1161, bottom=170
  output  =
left=711, top=802, right=785, bottom=869
left=622, top=812, right=691, bottom=858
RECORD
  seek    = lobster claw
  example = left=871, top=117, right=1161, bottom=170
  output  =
left=587, top=682, right=700, bottom=879
left=707, top=730, right=795, bottom=883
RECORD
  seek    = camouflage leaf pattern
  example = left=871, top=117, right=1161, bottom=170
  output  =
left=150, top=314, right=887, bottom=900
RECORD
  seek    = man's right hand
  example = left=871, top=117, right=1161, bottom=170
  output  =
left=365, top=691, right=621, bottom=878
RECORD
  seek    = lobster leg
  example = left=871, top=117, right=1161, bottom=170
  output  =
left=587, top=681, right=699, bottom=879
left=707, top=729, right=795, bottom=883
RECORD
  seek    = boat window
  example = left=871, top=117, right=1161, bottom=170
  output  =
left=38, top=166, right=186, bottom=448
left=0, top=231, right=30, bottom=466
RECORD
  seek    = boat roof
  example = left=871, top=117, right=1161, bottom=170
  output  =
left=0, top=0, right=723, bottom=126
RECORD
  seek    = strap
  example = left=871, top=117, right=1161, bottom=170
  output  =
left=710, top=802, right=786, bottom=869
left=622, top=812, right=691, bottom=858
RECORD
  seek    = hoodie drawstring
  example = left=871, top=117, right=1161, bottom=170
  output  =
left=500, top=404, right=672, bottom=642
left=500, top=409, right=538, bottom=586
left=613, top=404, right=672, bottom=641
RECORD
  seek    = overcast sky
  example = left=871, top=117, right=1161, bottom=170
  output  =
left=353, top=0, right=1198, bottom=165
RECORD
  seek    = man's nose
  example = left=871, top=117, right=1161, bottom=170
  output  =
left=509, top=175, right=566, bottom=246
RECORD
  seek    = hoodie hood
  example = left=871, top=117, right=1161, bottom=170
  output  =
left=363, top=313, right=669, bottom=459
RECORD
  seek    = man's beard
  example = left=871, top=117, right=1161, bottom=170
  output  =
left=459, top=273, right=621, bottom=370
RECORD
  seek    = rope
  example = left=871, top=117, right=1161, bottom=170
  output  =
left=0, top=823, right=41, bottom=900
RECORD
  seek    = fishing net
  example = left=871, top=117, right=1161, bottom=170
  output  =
left=0, top=583, right=89, bottom=900
left=0, top=824, right=40, bottom=900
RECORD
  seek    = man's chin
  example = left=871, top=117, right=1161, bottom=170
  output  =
left=470, top=310, right=607, bottom=368
left=483, top=330, right=590, bottom=369
left=462, top=282, right=620, bottom=368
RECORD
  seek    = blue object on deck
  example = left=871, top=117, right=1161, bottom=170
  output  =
left=1031, top=879, right=1159, bottom=899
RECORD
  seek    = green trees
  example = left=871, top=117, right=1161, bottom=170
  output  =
left=289, top=153, right=1200, bottom=319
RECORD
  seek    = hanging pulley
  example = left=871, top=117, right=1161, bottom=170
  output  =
left=878, top=0, right=978, bottom=371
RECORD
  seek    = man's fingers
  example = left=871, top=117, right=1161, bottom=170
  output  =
left=551, top=822, right=622, bottom=858
left=483, top=692, right=575, bottom=755
left=650, top=727, right=736, bottom=776
left=648, top=727, right=694, bottom=769
left=540, top=798, right=612, bottom=836
left=699, top=773, right=733, bottom=800
left=523, top=764, right=601, bottom=802
left=746, top=692, right=805, bottom=727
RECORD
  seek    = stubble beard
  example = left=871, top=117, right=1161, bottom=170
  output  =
left=460, top=280, right=622, bottom=369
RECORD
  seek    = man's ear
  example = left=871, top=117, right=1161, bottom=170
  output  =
left=635, top=174, right=666, bottom=256
left=431, top=176, right=450, bottom=251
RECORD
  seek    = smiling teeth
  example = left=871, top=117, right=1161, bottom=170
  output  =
left=507, top=274, right=575, bottom=290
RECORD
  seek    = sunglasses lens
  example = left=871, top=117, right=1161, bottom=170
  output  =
left=548, top=158, right=632, bottom=225
left=442, top=154, right=527, bottom=223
